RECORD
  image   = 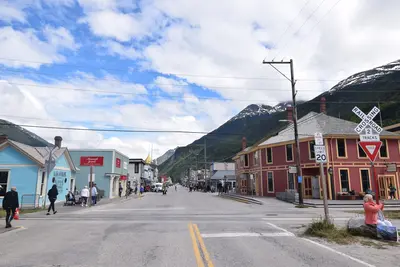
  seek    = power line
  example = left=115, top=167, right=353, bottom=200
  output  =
left=0, top=122, right=242, bottom=136
left=295, top=0, right=343, bottom=49
left=3, top=81, right=400, bottom=105
left=272, top=0, right=328, bottom=60
left=0, top=67, right=349, bottom=83
left=270, top=0, right=312, bottom=50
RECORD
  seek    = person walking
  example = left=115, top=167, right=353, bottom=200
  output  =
left=2, top=186, right=19, bottom=228
left=91, top=185, right=97, bottom=205
left=81, top=186, right=89, bottom=207
left=119, top=182, right=123, bottom=198
left=47, top=184, right=58, bottom=215
left=389, top=184, right=396, bottom=199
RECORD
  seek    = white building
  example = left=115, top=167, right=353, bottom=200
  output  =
left=128, top=158, right=145, bottom=185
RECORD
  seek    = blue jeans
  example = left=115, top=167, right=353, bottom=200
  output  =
left=92, top=196, right=97, bottom=205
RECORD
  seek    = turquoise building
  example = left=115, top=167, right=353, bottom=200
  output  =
left=69, top=149, right=129, bottom=199
left=0, top=135, right=77, bottom=208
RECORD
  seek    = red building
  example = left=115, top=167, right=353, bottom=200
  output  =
left=233, top=98, right=400, bottom=200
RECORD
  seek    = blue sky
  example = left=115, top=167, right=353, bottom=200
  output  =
left=0, top=0, right=398, bottom=158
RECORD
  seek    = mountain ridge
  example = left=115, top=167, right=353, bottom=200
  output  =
left=159, top=60, right=400, bottom=181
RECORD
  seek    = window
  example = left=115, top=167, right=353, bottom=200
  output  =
left=360, top=169, right=370, bottom=192
left=267, top=172, right=274, bottom=192
left=0, top=171, right=9, bottom=197
left=288, top=172, right=295, bottom=190
left=339, top=169, right=350, bottom=192
left=254, top=151, right=259, bottom=165
left=357, top=139, right=367, bottom=158
left=380, top=139, right=388, bottom=158
left=244, top=154, right=249, bottom=166
left=337, top=139, right=347, bottom=157
left=266, top=147, right=273, bottom=163
left=286, top=144, right=293, bottom=161
left=309, top=141, right=315, bottom=159
left=40, top=171, right=46, bottom=196
left=134, top=163, right=139, bottom=173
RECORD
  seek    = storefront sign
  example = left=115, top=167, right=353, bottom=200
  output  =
left=120, top=175, right=127, bottom=181
left=80, top=156, right=104, bottom=166
left=116, top=158, right=121, bottom=168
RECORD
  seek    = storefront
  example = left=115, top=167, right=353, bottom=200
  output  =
left=69, top=149, right=129, bottom=199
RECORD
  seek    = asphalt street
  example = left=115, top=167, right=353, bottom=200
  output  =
left=0, top=187, right=390, bottom=267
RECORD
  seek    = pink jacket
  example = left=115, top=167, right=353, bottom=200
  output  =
left=363, top=202, right=384, bottom=225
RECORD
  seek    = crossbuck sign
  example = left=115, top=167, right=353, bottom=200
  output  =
left=352, top=106, right=383, bottom=135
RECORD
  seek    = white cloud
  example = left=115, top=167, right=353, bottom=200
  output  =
left=153, top=76, right=188, bottom=93
left=0, top=26, right=78, bottom=69
left=105, top=40, right=141, bottom=59
left=3, top=0, right=400, bottom=162
left=0, top=4, right=26, bottom=23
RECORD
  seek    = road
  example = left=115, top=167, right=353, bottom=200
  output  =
left=0, top=187, right=390, bottom=267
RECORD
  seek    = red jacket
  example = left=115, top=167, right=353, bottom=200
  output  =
left=363, top=201, right=384, bottom=225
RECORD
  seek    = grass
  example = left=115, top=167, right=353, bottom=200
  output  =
left=346, top=210, right=400, bottom=220
left=0, top=208, right=44, bottom=218
left=304, top=218, right=356, bottom=245
left=304, top=217, right=400, bottom=248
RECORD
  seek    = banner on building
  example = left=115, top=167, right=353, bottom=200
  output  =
left=116, top=158, right=121, bottom=168
left=80, top=156, right=104, bottom=166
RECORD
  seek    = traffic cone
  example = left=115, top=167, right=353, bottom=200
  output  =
left=13, top=208, right=20, bottom=220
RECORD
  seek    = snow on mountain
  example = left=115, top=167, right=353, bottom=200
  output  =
left=229, top=103, right=288, bottom=122
left=155, top=147, right=177, bottom=166
left=330, top=60, right=400, bottom=92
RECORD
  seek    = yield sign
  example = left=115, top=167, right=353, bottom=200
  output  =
left=359, top=141, right=382, bottom=162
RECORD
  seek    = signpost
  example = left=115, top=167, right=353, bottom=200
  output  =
left=352, top=106, right=382, bottom=203
left=314, top=133, right=329, bottom=222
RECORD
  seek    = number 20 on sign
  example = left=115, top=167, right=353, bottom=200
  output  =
left=314, top=145, right=327, bottom=163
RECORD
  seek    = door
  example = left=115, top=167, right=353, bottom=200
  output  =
left=312, top=176, right=320, bottom=199
left=303, top=176, right=312, bottom=199
left=378, top=175, right=396, bottom=200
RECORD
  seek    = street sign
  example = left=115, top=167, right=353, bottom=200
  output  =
left=288, top=166, right=297, bottom=174
left=352, top=106, right=383, bottom=134
left=359, top=141, right=382, bottom=162
left=314, top=145, right=327, bottom=163
left=314, top=132, right=324, bottom=145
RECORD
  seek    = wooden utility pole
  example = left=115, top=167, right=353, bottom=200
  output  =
left=89, top=165, right=93, bottom=206
left=262, top=59, right=303, bottom=205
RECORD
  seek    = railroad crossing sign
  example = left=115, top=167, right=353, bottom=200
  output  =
left=352, top=106, right=383, bottom=135
left=359, top=141, right=382, bottom=162
left=314, top=132, right=327, bottom=163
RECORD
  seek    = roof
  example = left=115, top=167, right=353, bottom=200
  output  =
left=258, top=112, right=398, bottom=147
left=129, top=158, right=145, bottom=164
left=1, top=140, right=78, bottom=171
left=145, top=154, right=152, bottom=165
left=210, top=170, right=236, bottom=180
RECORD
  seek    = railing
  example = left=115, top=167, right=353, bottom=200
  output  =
left=276, top=189, right=298, bottom=203
left=219, top=193, right=263, bottom=205
left=21, top=194, right=40, bottom=210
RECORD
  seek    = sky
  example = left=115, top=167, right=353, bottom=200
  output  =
left=1, top=0, right=400, bottom=160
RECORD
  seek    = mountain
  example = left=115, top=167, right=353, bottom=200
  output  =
left=0, top=119, right=52, bottom=147
left=154, top=148, right=177, bottom=165
left=159, top=60, right=400, bottom=181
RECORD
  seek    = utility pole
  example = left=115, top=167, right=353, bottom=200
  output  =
left=44, top=147, right=56, bottom=209
left=204, top=138, right=207, bottom=186
left=89, top=165, right=93, bottom=206
left=262, top=59, right=303, bottom=205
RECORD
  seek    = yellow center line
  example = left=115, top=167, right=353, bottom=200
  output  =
left=188, top=223, right=205, bottom=267
left=193, top=224, right=215, bottom=267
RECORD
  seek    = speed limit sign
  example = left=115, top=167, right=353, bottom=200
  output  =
left=314, top=145, right=327, bottom=163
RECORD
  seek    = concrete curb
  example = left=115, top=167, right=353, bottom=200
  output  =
left=218, top=194, right=264, bottom=205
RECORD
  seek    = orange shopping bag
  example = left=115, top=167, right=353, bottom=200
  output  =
left=13, top=208, right=20, bottom=220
